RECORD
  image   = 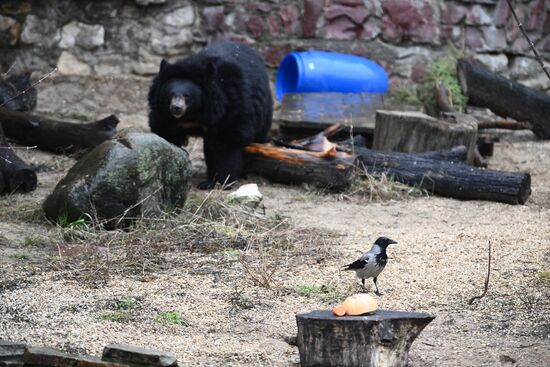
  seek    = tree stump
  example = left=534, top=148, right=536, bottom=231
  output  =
left=373, top=110, right=478, bottom=164
left=296, top=309, right=435, bottom=367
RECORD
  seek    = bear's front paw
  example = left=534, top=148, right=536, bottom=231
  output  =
left=198, top=180, right=235, bottom=190
left=198, top=180, right=216, bottom=190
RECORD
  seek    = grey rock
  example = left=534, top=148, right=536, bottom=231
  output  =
left=162, top=6, right=195, bottom=28
left=132, top=47, right=163, bottom=75
left=135, top=0, right=167, bottom=5
left=59, top=21, right=105, bottom=50
left=102, top=344, right=177, bottom=366
left=57, top=51, right=92, bottom=75
left=0, top=15, right=16, bottom=32
left=509, top=56, right=540, bottom=79
left=43, top=131, right=193, bottom=228
left=150, top=28, right=193, bottom=55
left=474, top=53, right=508, bottom=73
left=20, top=15, right=59, bottom=45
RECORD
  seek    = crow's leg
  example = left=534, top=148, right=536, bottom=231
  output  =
left=373, top=277, right=381, bottom=296
left=361, top=278, right=367, bottom=292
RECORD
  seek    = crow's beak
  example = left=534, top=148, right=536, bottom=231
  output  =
left=389, top=239, right=398, bottom=245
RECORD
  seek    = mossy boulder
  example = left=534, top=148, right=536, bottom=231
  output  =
left=43, top=131, right=192, bottom=227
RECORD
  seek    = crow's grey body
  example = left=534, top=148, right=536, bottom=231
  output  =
left=343, top=236, right=397, bottom=295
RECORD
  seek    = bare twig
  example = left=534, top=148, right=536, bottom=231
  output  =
left=468, top=240, right=492, bottom=305
left=0, top=67, right=58, bottom=108
left=2, top=62, right=17, bottom=78
left=506, top=0, right=550, bottom=81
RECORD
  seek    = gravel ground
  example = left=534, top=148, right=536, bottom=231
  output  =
left=0, top=76, right=549, bottom=366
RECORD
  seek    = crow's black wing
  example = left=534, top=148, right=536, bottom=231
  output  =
left=343, top=256, right=369, bottom=270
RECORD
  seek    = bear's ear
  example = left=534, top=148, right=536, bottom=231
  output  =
left=159, top=59, right=168, bottom=73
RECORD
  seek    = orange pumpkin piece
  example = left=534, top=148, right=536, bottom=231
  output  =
left=332, top=293, right=378, bottom=316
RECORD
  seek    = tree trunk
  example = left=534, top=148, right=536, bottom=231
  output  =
left=457, top=58, right=550, bottom=139
left=354, top=146, right=531, bottom=205
left=296, top=309, right=435, bottom=367
left=0, top=107, right=119, bottom=153
left=0, top=122, right=37, bottom=193
left=243, top=143, right=355, bottom=190
left=373, top=110, right=478, bottom=164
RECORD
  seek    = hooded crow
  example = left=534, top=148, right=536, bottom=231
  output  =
left=343, top=236, right=397, bottom=295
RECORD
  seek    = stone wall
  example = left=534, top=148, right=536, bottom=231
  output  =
left=0, top=0, right=549, bottom=89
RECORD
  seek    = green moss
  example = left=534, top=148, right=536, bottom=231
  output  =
left=98, top=311, right=133, bottom=323
left=418, top=48, right=468, bottom=113
left=389, top=84, right=422, bottom=106
left=155, top=311, right=188, bottom=326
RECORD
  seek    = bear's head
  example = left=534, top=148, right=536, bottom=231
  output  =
left=157, top=59, right=204, bottom=122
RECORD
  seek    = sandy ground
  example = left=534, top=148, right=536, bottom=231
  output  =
left=0, top=76, right=549, bottom=366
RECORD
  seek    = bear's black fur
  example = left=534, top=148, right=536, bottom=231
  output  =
left=148, top=41, right=273, bottom=189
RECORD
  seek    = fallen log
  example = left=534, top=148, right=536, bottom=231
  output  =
left=296, top=309, right=435, bottom=367
left=353, top=146, right=531, bottom=205
left=0, top=107, right=119, bottom=153
left=243, top=143, right=355, bottom=190
left=0, top=122, right=37, bottom=193
left=457, top=58, right=550, bottom=139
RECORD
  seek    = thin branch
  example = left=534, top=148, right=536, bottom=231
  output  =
left=2, top=62, right=17, bottom=78
left=0, top=67, right=58, bottom=108
left=506, top=0, right=550, bottom=81
left=468, top=240, right=492, bottom=305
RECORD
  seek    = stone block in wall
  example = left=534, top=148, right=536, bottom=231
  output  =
left=202, top=6, right=226, bottom=32
left=473, top=53, right=509, bottom=73
left=381, top=0, right=439, bottom=45
left=441, top=3, right=467, bottom=25
left=465, top=25, right=506, bottom=51
left=303, top=0, right=323, bottom=38
left=20, top=14, right=59, bottom=46
left=132, top=47, right=163, bottom=75
left=135, top=0, right=167, bottom=5
left=0, top=14, right=21, bottom=47
left=59, top=21, right=105, bottom=50
left=162, top=6, right=195, bottom=28
left=102, top=344, right=177, bottom=366
left=57, top=51, right=92, bottom=76
left=465, top=5, right=493, bottom=26
left=75, top=355, right=128, bottom=367
left=509, top=56, right=541, bottom=79
left=150, top=28, right=193, bottom=56
left=279, top=4, right=300, bottom=35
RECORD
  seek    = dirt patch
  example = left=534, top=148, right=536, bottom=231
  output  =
left=0, top=76, right=548, bottom=366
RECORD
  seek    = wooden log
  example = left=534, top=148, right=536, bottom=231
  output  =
left=354, top=146, right=531, bottom=205
left=0, top=121, right=37, bottom=193
left=373, top=110, right=478, bottom=164
left=243, top=143, right=355, bottom=190
left=457, top=58, right=550, bottom=139
left=0, top=107, right=119, bottom=153
left=296, top=309, right=435, bottom=367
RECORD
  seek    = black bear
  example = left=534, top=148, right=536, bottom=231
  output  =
left=148, top=41, right=273, bottom=189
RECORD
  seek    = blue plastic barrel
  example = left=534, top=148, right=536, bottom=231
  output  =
left=276, top=50, right=389, bottom=101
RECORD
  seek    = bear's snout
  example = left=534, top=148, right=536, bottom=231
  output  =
left=170, top=95, right=186, bottom=118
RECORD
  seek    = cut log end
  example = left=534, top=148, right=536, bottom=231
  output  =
left=296, top=309, right=435, bottom=367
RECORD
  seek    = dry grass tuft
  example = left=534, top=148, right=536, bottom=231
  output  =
left=342, top=168, right=428, bottom=202
left=49, top=188, right=340, bottom=288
